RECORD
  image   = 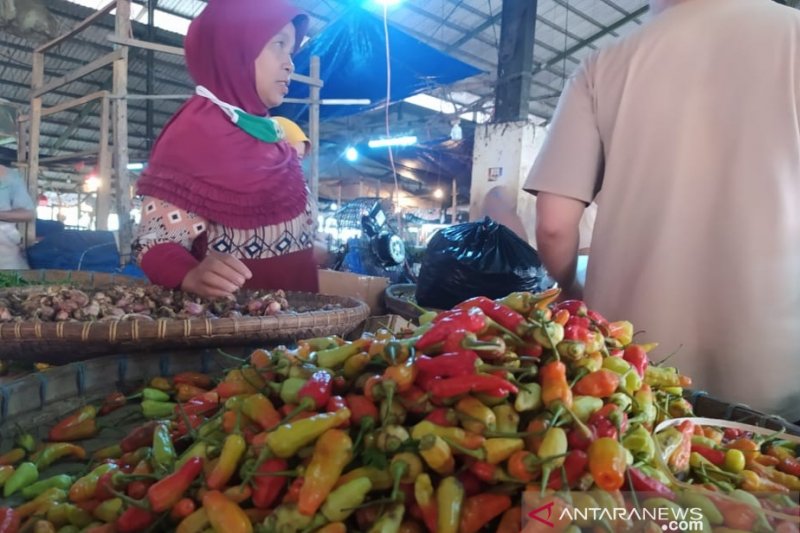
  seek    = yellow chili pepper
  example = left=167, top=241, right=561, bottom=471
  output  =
left=419, top=434, right=455, bottom=475
left=206, top=433, right=246, bottom=490
left=455, top=397, right=496, bottom=434
left=266, top=408, right=351, bottom=459
left=177, top=508, right=209, bottom=533
left=436, top=476, right=464, bottom=533
left=484, top=438, right=525, bottom=465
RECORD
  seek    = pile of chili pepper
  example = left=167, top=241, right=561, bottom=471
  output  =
left=0, top=288, right=797, bottom=533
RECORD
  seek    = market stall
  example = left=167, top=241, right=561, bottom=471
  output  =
left=0, top=282, right=798, bottom=533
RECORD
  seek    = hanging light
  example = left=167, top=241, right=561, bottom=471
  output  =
left=344, top=147, right=359, bottom=162
left=433, top=188, right=444, bottom=199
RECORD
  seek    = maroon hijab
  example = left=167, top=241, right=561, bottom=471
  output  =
left=136, top=0, right=309, bottom=229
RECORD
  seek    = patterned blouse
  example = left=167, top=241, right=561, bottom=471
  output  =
left=133, top=196, right=316, bottom=264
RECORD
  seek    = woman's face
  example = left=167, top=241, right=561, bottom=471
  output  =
left=255, top=22, right=296, bottom=109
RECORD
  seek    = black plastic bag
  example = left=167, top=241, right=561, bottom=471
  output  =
left=415, top=217, right=553, bottom=309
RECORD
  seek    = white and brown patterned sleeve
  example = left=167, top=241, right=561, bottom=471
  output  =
left=132, top=196, right=208, bottom=263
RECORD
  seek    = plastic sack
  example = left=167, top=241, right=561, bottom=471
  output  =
left=415, top=217, right=553, bottom=309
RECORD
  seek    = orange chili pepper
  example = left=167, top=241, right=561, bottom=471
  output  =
left=540, top=361, right=572, bottom=409
left=496, top=506, right=521, bottom=533
left=202, top=490, right=252, bottom=533
left=241, top=393, right=281, bottom=431
left=176, top=384, right=208, bottom=402
left=298, top=429, right=353, bottom=516
left=588, top=437, right=627, bottom=491
left=459, top=493, right=512, bottom=533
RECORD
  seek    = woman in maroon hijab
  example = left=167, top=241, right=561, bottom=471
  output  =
left=132, top=0, right=317, bottom=298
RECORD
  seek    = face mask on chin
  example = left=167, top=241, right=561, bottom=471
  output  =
left=195, top=85, right=285, bottom=143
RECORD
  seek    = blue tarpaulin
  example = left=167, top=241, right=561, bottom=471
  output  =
left=274, top=8, right=483, bottom=121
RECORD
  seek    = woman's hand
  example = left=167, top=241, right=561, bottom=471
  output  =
left=181, top=251, right=252, bottom=298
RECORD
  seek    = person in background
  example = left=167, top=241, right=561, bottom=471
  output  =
left=271, top=116, right=332, bottom=268
left=273, top=116, right=311, bottom=160
left=0, top=154, right=35, bottom=270
left=525, top=0, right=800, bottom=421
left=133, top=0, right=318, bottom=298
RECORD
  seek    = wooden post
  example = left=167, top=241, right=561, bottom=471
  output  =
left=26, top=52, right=44, bottom=247
left=95, top=96, right=111, bottom=230
left=337, top=183, right=342, bottom=207
left=309, top=56, right=321, bottom=205
left=113, top=0, right=132, bottom=264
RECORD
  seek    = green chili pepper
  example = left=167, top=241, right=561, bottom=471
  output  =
left=93, top=497, right=123, bottom=523
left=369, top=503, right=405, bottom=533
left=176, top=441, right=208, bottom=469
left=141, top=400, right=177, bottom=419
left=262, top=503, right=314, bottom=532
left=3, top=461, right=38, bottom=497
left=15, top=427, right=37, bottom=454
left=514, top=383, right=542, bottom=413
left=316, top=341, right=366, bottom=369
left=320, top=478, right=372, bottom=523
left=142, top=387, right=171, bottom=402
left=492, top=404, right=520, bottom=434
left=570, top=396, right=604, bottom=423
left=278, top=377, right=307, bottom=405
left=151, top=422, right=176, bottom=474
left=676, top=491, right=723, bottom=525
left=691, top=435, right=719, bottom=449
left=21, top=474, right=73, bottom=500
left=622, top=425, right=656, bottom=462
left=609, top=393, right=633, bottom=412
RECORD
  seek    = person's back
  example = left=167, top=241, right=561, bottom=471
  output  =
left=530, top=0, right=800, bottom=419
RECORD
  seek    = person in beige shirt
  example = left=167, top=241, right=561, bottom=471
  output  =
left=525, top=0, right=800, bottom=421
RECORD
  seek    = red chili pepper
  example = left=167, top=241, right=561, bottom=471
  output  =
left=416, top=308, right=488, bottom=351
left=547, top=450, right=588, bottom=490
left=98, top=392, right=127, bottom=416
left=623, top=345, right=649, bottom=378
left=345, top=394, right=379, bottom=426
left=0, top=507, right=20, bottom=533
left=173, top=371, right=213, bottom=389
left=430, top=374, right=518, bottom=399
left=468, top=461, right=499, bottom=483
left=567, top=426, right=597, bottom=451
left=176, top=392, right=220, bottom=417
left=116, top=506, right=155, bottom=533
left=456, top=296, right=528, bottom=334
left=456, top=470, right=483, bottom=497
left=723, top=427, right=743, bottom=441
left=564, top=322, right=592, bottom=343
left=146, top=457, right=204, bottom=513
left=252, top=458, right=289, bottom=509
left=691, top=444, right=725, bottom=466
left=553, top=300, right=588, bottom=317
left=49, top=405, right=97, bottom=441
left=425, top=408, right=458, bottom=427
left=587, top=310, right=608, bottom=327
left=172, top=413, right=204, bottom=439
left=326, top=396, right=350, bottom=427
left=779, top=457, right=800, bottom=478
left=120, top=422, right=158, bottom=453
left=94, top=472, right=118, bottom=502
left=398, top=386, right=430, bottom=415
left=298, top=371, right=333, bottom=409
left=589, top=404, right=629, bottom=435
left=626, top=466, right=676, bottom=500
left=282, top=477, right=304, bottom=504
left=416, top=352, right=478, bottom=380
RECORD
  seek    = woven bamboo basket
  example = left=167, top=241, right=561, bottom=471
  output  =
left=0, top=269, right=146, bottom=293
left=0, top=348, right=233, bottom=464
left=0, top=271, right=370, bottom=363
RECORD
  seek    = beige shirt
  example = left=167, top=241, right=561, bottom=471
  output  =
left=525, top=0, right=800, bottom=420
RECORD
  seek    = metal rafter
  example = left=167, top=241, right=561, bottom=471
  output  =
left=531, top=5, right=648, bottom=75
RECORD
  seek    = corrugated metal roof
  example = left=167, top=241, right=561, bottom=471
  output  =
left=0, top=0, right=661, bottom=190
